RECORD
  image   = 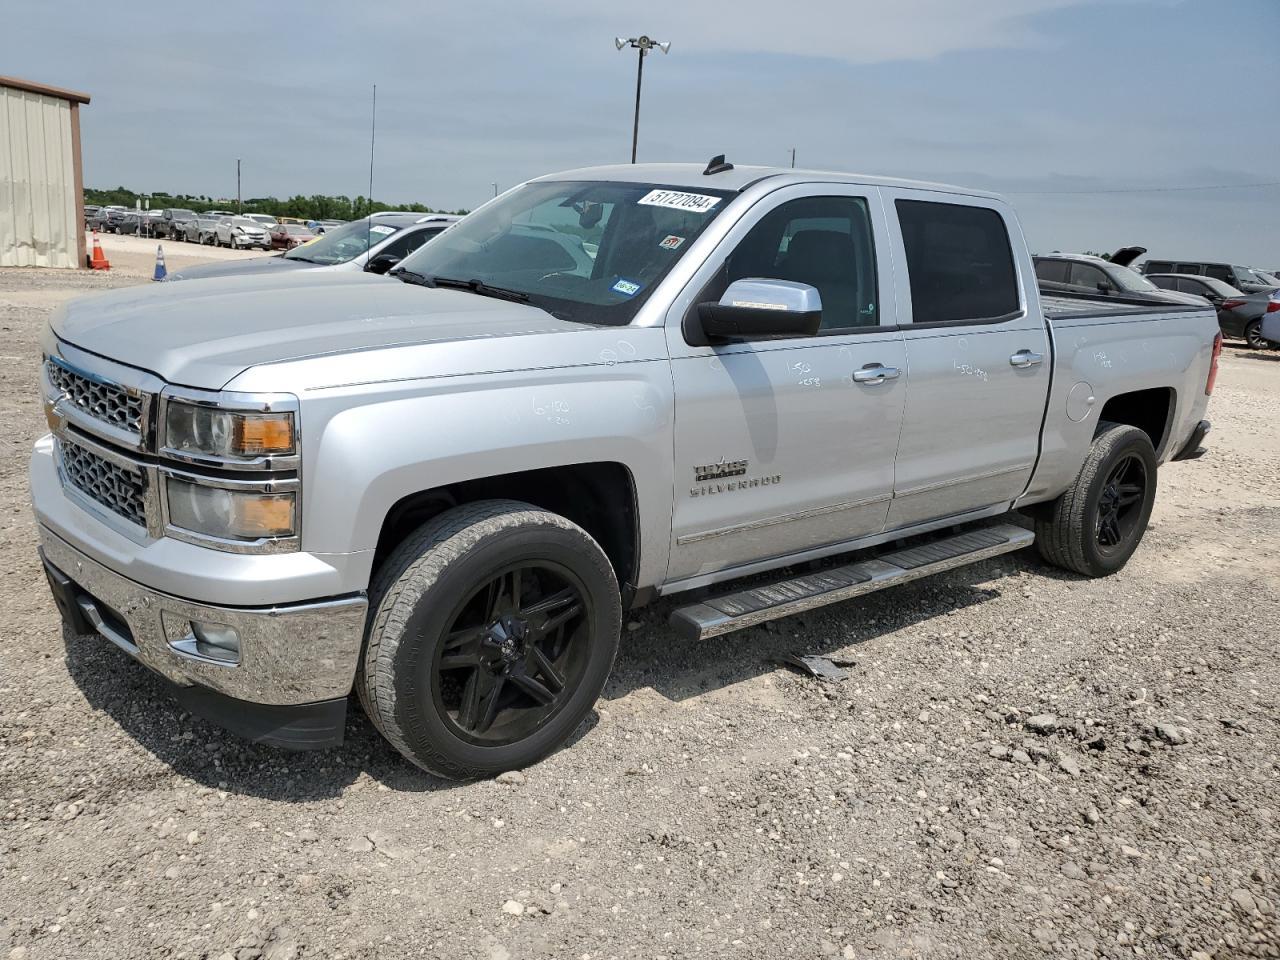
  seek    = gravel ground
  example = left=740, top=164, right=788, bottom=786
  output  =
left=1, top=261, right=1277, bottom=960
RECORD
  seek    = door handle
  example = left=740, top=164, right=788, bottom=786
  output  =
left=852, top=363, right=901, bottom=383
left=1009, top=350, right=1044, bottom=368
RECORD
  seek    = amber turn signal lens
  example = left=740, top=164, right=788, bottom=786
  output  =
left=233, top=414, right=295, bottom=456
left=235, top=493, right=295, bottom=536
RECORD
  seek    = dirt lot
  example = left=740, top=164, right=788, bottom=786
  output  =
left=1, top=254, right=1277, bottom=960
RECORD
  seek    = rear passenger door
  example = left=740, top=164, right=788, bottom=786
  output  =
left=665, top=186, right=906, bottom=583
left=881, top=192, right=1050, bottom=529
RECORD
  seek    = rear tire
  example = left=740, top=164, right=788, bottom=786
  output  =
left=1034, top=421, right=1157, bottom=578
left=357, top=500, right=621, bottom=780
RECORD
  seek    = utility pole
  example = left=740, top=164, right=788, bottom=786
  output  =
left=615, top=36, right=670, bottom=163
left=492, top=182, right=498, bottom=198
left=236, top=158, right=241, bottom=213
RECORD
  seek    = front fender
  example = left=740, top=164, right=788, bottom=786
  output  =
left=295, top=363, right=675, bottom=589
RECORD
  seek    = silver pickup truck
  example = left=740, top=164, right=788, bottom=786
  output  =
left=31, top=159, right=1219, bottom=779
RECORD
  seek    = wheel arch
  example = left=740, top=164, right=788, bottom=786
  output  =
left=1096, top=386, right=1176, bottom=458
left=372, top=462, right=643, bottom=604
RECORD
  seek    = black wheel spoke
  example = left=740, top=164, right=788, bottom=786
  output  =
left=510, top=670, right=556, bottom=705
left=440, top=625, right=484, bottom=669
left=527, top=645, right=566, bottom=693
left=458, top=669, right=505, bottom=733
left=521, top=587, right=577, bottom=618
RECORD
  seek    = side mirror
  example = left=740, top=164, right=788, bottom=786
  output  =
left=694, top=279, right=822, bottom=342
left=365, top=253, right=401, bottom=275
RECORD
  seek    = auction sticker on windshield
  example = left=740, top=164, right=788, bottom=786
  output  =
left=369, top=225, right=396, bottom=236
left=637, top=190, right=721, bottom=214
left=611, top=278, right=642, bottom=296
left=659, top=235, right=685, bottom=250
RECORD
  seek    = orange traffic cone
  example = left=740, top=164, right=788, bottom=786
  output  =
left=89, top=232, right=110, bottom=270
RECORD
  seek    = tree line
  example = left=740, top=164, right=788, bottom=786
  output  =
left=83, top=187, right=469, bottom=221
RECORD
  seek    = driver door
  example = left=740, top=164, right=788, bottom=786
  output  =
left=664, top=185, right=906, bottom=585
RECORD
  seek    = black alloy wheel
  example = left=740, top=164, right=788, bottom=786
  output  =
left=433, top=562, right=589, bottom=746
left=1094, top=452, right=1147, bottom=556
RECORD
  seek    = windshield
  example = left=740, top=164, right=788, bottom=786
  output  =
left=396, top=180, right=735, bottom=325
left=284, top=224, right=311, bottom=235
left=1109, top=264, right=1159, bottom=293
left=169, top=209, right=195, bottom=218
left=283, top=218, right=399, bottom=264
left=1247, top=268, right=1279, bottom=286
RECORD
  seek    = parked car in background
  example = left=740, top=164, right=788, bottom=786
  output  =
left=89, top=208, right=131, bottom=233
left=168, top=213, right=460, bottom=280
left=1141, top=260, right=1279, bottom=295
left=243, top=213, right=278, bottom=233
left=270, top=223, right=315, bottom=249
left=1250, top=268, right=1280, bottom=287
left=1147, top=274, right=1280, bottom=349
left=1034, top=250, right=1207, bottom=306
left=214, top=216, right=271, bottom=250
left=83, top=204, right=100, bottom=225
left=114, top=211, right=144, bottom=236
left=189, top=213, right=222, bottom=245
left=153, top=208, right=199, bottom=240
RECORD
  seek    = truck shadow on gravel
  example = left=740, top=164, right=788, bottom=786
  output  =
left=606, top=553, right=1030, bottom=704
left=59, top=627, right=576, bottom=799
left=60, top=552, right=1037, bottom=799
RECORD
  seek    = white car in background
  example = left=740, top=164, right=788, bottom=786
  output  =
left=214, top=216, right=271, bottom=250
left=243, top=213, right=278, bottom=234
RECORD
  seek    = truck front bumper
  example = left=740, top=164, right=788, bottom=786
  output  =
left=39, top=527, right=366, bottom=748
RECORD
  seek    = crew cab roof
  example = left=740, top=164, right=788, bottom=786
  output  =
left=530, top=163, right=1004, bottom=201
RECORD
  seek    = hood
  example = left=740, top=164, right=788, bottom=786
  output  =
left=166, top=255, right=306, bottom=281
left=52, top=270, right=586, bottom=389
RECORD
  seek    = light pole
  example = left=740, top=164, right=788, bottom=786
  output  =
left=492, top=182, right=498, bottom=198
left=614, top=35, right=670, bottom=163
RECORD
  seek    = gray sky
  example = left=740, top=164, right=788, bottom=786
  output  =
left=6, top=0, right=1278, bottom=265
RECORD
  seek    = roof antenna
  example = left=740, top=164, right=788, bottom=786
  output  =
left=703, top=154, right=734, bottom=176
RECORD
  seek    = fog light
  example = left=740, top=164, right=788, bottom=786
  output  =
left=165, top=615, right=241, bottom=665
left=191, top=621, right=241, bottom=663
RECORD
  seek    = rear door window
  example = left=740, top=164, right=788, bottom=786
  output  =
left=895, top=200, right=1019, bottom=324
left=1204, top=264, right=1233, bottom=283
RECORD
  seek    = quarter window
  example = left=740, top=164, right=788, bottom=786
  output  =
left=713, top=196, right=880, bottom=330
left=896, top=200, right=1019, bottom=323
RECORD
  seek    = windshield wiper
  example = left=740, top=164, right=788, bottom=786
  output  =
left=429, top=276, right=530, bottom=304
left=393, top=268, right=436, bottom=288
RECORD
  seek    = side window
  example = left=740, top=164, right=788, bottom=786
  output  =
left=1175, top=263, right=1203, bottom=276
left=1145, top=260, right=1173, bottom=274
left=716, top=196, right=879, bottom=330
left=1035, top=259, right=1069, bottom=283
left=895, top=199, right=1019, bottom=324
left=1148, top=276, right=1176, bottom=290
left=1068, top=263, right=1109, bottom=290
left=381, top=227, right=441, bottom=261
left=1204, top=264, right=1232, bottom=283
left=1175, top=278, right=1205, bottom=295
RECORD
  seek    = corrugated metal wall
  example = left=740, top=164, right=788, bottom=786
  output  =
left=0, top=85, right=78, bottom=268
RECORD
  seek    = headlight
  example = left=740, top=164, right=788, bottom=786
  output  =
left=164, top=402, right=295, bottom=460
left=166, top=478, right=296, bottom=541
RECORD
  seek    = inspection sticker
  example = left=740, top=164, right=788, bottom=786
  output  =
left=659, top=235, right=685, bottom=250
left=369, top=224, right=396, bottom=235
left=611, top=278, right=642, bottom=297
left=637, top=190, right=721, bottom=214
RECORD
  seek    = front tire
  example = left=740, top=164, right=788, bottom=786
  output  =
left=1034, top=421, right=1157, bottom=577
left=1244, top=320, right=1270, bottom=350
left=358, top=500, right=621, bottom=780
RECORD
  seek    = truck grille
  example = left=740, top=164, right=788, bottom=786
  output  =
left=47, top=360, right=144, bottom=437
left=60, top=438, right=148, bottom=528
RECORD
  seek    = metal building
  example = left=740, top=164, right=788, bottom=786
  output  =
left=1, top=75, right=91, bottom=268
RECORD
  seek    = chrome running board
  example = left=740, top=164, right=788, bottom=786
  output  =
left=669, top=522, right=1034, bottom=641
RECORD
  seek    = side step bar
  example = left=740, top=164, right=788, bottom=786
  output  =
left=669, top=522, right=1034, bottom=641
